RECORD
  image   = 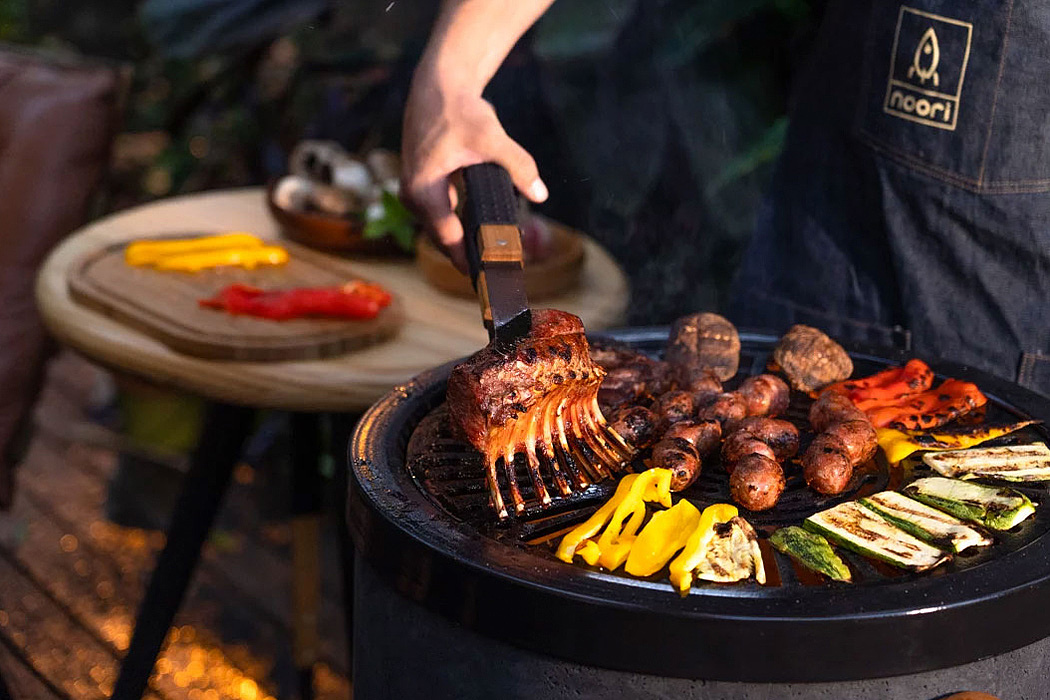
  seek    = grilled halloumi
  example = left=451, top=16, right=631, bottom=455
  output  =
left=922, top=443, right=1050, bottom=482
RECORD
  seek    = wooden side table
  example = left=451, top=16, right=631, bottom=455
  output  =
left=35, top=187, right=629, bottom=699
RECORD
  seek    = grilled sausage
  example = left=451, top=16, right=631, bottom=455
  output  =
left=809, top=392, right=867, bottom=432
left=802, top=433, right=854, bottom=495
left=696, top=392, right=749, bottom=431
left=663, top=419, right=722, bottom=457
left=677, top=368, right=724, bottom=405
left=730, top=454, right=786, bottom=511
left=609, top=406, right=658, bottom=449
left=721, top=431, right=777, bottom=472
left=653, top=390, right=695, bottom=427
left=731, top=417, right=800, bottom=461
left=598, top=365, right=648, bottom=410
left=652, top=437, right=702, bottom=492
left=824, top=419, right=878, bottom=464
left=645, top=361, right=677, bottom=397
left=590, top=343, right=647, bottom=371
left=737, top=374, right=790, bottom=417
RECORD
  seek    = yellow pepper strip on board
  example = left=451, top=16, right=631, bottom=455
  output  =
left=625, top=499, right=702, bottom=577
left=151, top=246, right=289, bottom=272
left=877, top=420, right=1037, bottom=465
left=668, top=503, right=739, bottom=595
left=555, top=468, right=673, bottom=566
left=125, top=232, right=264, bottom=266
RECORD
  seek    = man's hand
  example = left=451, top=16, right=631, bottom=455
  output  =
left=399, top=0, right=554, bottom=272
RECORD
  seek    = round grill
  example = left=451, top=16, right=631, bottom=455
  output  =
left=349, top=328, right=1050, bottom=681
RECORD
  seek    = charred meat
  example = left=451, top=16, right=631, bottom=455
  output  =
left=666, top=312, right=741, bottom=382
left=446, top=309, right=634, bottom=518
left=772, top=324, right=853, bottom=393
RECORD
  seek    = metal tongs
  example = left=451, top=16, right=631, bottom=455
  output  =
left=461, top=164, right=633, bottom=518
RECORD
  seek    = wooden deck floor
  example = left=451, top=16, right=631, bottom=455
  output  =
left=0, top=352, right=352, bottom=699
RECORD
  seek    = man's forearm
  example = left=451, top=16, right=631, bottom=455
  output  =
left=419, top=0, right=555, bottom=95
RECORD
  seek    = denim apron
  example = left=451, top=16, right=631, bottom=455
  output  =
left=728, top=0, right=1050, bottom=395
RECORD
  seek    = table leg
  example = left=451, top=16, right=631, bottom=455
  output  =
left=290, top=413, right=322, bottom=700
left=111, top=402, right=255, bottom=700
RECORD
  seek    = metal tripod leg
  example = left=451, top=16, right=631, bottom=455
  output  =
left=111, top=402, right=255, bottom=700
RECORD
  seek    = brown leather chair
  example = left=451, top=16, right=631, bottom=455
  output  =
left=0, top=45, right=125, bottom=507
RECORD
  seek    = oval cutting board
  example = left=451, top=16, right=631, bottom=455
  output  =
left=68, top=237, right=402, bottom=361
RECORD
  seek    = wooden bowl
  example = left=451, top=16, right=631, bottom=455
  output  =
left=416, top=217, right=586, bottom=300
left=265, top=184, right=411, bottom=256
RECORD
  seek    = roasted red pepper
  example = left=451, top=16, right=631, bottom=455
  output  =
left=200, top=282, right=392, bottom=321
left=821, top=359, right=934, bottom=408
left=865, top=378, right=987, bottom=430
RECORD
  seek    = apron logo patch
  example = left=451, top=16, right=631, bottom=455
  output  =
left=883, top=6, right=972, bottom=131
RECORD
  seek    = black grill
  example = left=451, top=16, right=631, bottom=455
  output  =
left=349, top=328, right=1050, bottom=682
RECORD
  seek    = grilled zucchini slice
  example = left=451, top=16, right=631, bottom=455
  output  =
left=922, top=443, right=1050, bottom=482
left=804, top=501, right=950, bottom=572
left=769, top=526, right=852, bottom=582
left=903, top=477, right=1036, bottom=531
left=859, top=491, right=992, bottom=553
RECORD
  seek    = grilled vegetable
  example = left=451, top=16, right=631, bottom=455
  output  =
left=153, top=246, right=289, bottom=272
left=821, top=359, right=934, bottom=407
left=859, top=491, right=992, bottom=553
left=693, top=517, right=765, bottom=585
left=903, top=477, right=1036, bottom=531
left=922, top=443, right=1050, bottom=482
left=555, top=469, right=673, bottom=566
left=124, top=232, right=264, bottom=265
left=668, top=503, right=740, bottom=594
left=625, top=499, right=702, bottom=577
left=804, top=501, right=951, bottom=571
left=199, top=281, right=391, bottom=320
left=865, top=379, right=987, bottom=430
left=769, top=526, right=852, bottom=582
left=876, top=420, right=1037, bottom=465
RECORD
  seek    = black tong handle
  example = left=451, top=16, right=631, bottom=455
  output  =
left=462, top=163, right=520, bottom=290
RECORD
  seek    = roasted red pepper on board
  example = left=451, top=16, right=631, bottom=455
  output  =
left=200, top=281, right=392, bottom=321
left=865, top=379, right=987, bottom=430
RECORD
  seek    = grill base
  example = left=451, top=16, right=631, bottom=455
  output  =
left=350, top=328, right=1050, bottom=682
left=354, top=554, right=1050, bottom=699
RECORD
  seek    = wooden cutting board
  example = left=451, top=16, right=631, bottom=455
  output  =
left=68, top=238, right=402, bottom=361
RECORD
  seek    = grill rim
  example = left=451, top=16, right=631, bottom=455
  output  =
left=348, top=327, right=1050, bottom=682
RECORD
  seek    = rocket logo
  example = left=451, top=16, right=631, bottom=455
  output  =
left=884, top=7, right=972, bottom=131
left=907, top=27, right=940, bottom=87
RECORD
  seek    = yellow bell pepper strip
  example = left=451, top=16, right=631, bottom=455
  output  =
left=125, top=232, right=264, bottom=266
left=668, top=503, right=738, bottom=595
left=625, top=499, right=702, bottom=577
left=555, top=474, right=639, bottom=563
left=596, top=469, right=666, bottom=570
left=643, top=467, right=674, bottom=509
left=151, top=245, right=289, bottom=272
left=555, top=468, right=674, bottom=566
left=576, top=540, right=602, bottom=566
left=877, top=420, right=1037, bottom=465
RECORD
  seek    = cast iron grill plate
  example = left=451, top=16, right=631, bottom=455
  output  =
left=349, top=329, right=1050, bottom=682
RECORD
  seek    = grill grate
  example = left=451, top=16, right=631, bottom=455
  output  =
left=404, top=339, right=1050, bottom=589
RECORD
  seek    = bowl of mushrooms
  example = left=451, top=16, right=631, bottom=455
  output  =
left=267, top=141, right=415, bottom=255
